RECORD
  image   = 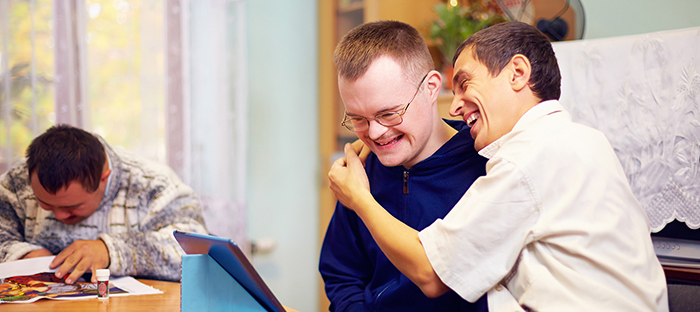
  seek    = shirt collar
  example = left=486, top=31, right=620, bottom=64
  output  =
left=512, top=100, right=563, bottom=132
left=478, top=100, right=564, bottom=159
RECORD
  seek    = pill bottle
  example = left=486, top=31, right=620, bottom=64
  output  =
left=96, top=269, right=110, bottom=299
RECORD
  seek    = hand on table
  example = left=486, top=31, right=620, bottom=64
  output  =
left=50, top=239, right=110, bottom=284
left=22, top=248, right=53, bottom=259
left=328, top=143, right=372, bottom=211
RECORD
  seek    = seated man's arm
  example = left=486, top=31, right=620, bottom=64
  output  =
left=320, top=203, right=374, bottom=312
left=0, top=170, right=48, bottom=262
left=329, top=144, right=449, bottom=298
left=99, top=179, right=208, bottom=281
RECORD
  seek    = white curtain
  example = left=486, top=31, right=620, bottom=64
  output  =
left=553, top=26, right=700, bottom=232
left=0, top=0, right=248, bottom=247
left=180, top=0, right=249, bottom=251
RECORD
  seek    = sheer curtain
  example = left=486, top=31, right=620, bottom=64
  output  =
left=1, top=0, right=55, bottom=170
left=0, top=0, right=248, bottom=247
left=178, top=0, right=249, bottom=251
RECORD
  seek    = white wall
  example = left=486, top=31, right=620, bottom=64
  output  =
left=246, top=1, right=319, bottom=312
left=582, top=0, right=700, bottom=39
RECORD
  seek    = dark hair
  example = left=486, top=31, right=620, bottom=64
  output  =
left=334, top=20, right=434, bottom=82
left=26, top=124, right=106, bottom=194
left=452, top=21, right=561, bottom=101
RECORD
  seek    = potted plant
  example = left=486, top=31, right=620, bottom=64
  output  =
left=430, top=1, right=504, bottom=89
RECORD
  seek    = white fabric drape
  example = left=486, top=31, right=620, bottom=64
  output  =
left=553, top=26, right=700, bottom=232
left=54, top=0, right=89, bottom=129
left=181, top=0, right=249, bottom=251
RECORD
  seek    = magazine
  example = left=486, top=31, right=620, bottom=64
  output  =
left=0, top=256, right=162, bottom=303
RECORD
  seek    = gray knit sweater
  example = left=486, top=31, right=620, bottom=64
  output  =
left=0, top=138, right=208, bottom=281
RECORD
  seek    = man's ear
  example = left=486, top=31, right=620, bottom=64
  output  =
left=100, top=168, right=112, bottom=182
left=425, top=70, right=442, bottom=102
left=509, top=54, right=531, bottom=92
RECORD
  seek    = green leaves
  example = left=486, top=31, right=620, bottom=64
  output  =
left=429, top=3, right=504, bottom=63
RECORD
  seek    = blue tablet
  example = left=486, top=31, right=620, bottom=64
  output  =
left=174, top=230, right=285, bottom=312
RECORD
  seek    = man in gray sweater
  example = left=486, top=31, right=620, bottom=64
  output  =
left=0, top=124, right=208, bottom=283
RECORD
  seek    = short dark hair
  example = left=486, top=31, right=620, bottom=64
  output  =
left=334, top=20, right=434, bottom=82
left=26, top=124, right=106, bottom=194
left=453, top=21, right=561, bottom=101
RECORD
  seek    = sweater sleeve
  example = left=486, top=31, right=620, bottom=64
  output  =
left=99, top=177, right=208, bottom=281
left=319, top=202, right=372, bottom=312
left=0, top=166, right=44, bottom=262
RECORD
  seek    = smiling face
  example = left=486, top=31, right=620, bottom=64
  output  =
left=449, top=49, right=533, bottom=151
left=339, top=56, right=443, bottom=168
left=30, top=168, right=110, bottom=225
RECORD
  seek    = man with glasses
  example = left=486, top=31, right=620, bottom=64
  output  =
left=319, top=21, right=488, bottom=312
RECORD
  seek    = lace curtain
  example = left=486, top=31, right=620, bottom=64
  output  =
left=553, top=26, right=700, bottom=232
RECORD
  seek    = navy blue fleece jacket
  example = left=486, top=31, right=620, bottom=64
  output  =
left=319, top=119, right=489, bottom=312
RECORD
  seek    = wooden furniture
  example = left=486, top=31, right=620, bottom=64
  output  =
left=1, top=279, right=180, bottom=312
left=665, top=266, right=700, bottom=286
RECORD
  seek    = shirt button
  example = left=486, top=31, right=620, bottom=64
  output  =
left=495, top=285, right=504, bottom=291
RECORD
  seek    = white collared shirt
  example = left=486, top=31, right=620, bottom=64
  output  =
left=419, top=100, right=669, bottom=312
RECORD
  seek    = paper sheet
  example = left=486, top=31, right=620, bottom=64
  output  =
left=0, top=256, right=162, bottom=303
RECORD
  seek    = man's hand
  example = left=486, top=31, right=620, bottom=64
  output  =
left=22, top=248, right=53, bottom=259
left=50, top=239, right=110, bottom=284
left=350, top=139, right=371, bottom=165
left=329, top=143, right=372, bottom=211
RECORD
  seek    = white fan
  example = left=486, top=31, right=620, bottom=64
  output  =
left=494, top=0, right=586, bottom=41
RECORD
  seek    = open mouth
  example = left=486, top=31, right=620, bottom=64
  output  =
left=466, top=112, right=480, bottom=127
left=375, top=134, right=403, bottom=146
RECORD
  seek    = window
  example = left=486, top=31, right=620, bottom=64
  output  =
left=1, top=0, right=165, bottom=168
left=0, top=0, right=248, bottom=245
left=0, top=0, right=55, bottom=170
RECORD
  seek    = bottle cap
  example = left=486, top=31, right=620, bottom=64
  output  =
left=96, top=269, right=110, bottom=278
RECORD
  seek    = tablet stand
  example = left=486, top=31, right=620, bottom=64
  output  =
left=181, top=254, right=267, bottom=312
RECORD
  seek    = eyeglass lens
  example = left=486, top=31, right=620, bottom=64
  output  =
left=342, top=72, right=429, bottom=132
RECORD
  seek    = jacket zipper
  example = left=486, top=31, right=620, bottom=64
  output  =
left=403, top=171, right=409, bottom=194
left=373, top=279, right=399, bottom=309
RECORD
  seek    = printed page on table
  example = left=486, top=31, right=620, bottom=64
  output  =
left=0, top=257, right=162, bottom=303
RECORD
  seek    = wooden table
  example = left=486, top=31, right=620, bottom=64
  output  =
left=664, top=266, right=700, bottom=285
left=1, top=279, right=180, bottom=312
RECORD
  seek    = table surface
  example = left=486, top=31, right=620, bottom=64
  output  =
left=0, top=279, right=180, bottom=312
left=2, top=267, right=694, bottom=311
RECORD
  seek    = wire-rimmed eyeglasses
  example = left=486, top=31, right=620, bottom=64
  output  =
left=341, top=73, right=429, bottom=132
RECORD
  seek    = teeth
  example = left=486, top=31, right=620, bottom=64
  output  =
left=466, top=112, right=480, bottom=127
left=376, top=135, right=401, bottom=146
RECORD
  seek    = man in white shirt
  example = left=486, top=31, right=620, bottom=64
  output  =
left=328, top=21, right=669, bottom=311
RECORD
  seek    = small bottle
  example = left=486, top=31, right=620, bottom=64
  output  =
left=96, top=269, right=110, bottom=299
